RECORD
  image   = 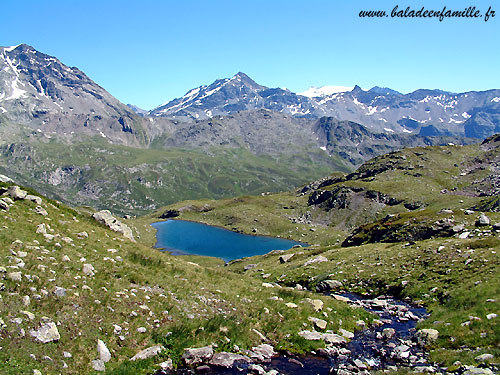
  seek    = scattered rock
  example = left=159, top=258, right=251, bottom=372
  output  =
left=382, top=328, right=396, bottom=340
left=250, top=344, right=275, bottom=360
left=248, top=364, right=266, bottom=375
left=0, top=200, right=8, bottom=211
left=76, top=231, right=88, bottom=238
left=92, top=210, right=135, bottom=241
left=304, top=255, right=328, bottom=266
left=7, top=186, right=27, bottom=200
left=54, top=287, right=66, bottom=297
left=415, top=328, right=439, bottom=346
left=307, top=298, right=324, bottom=312
left=30, top=321, right=60, bottom=343
left=332, top=294, right=351, bottom=303
left=486, top=313, right=497, bottom=320
left=316, top=279, right=343, bottom=292
left=0, top=174, right=13, bottom=183
left=279, top=254, right=294, bottom=263
left=339, top=328, right=354, bottom=339
left=7, top=272, right=22, bottom=282
left=298, top=330, right=323, bottom=341
left=209, top=352, right=250, bottom=368
left=159, top=359, right=173, bottom=370
left=476, top=213, right=490, bottom=226
left=97, top=339, right=111, bottom=362
left=130, top=345, right=164, bottom=361
left=91, top=359, right=105, bottom=372
left=26, top=195, right=42, bottom=205
left=462, top=366, right=495, bottom=375
left=308, top=316, right=327, bottom=330
left=475, top=353, right=494, bottom=362
left=82, top=264, right=95, bottom=277
left=35, top=206, right=48, bottom=216
left=182, top=345, right=213, bottom=365
left=323, top=333, right=347, bottom=345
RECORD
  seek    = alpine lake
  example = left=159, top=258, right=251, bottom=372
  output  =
left=151, top=219, right=306, bottom=262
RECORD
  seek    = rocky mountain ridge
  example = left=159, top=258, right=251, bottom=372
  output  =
left=0, top=44, right=148, bottom=145
left=151, top=73, right=500, bottom=138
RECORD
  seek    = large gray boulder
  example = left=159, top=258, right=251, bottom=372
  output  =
left=0, top=174, right=13, bottom=183
left=415, top=328, right=439, bottom=346
left=92, top=210, right=135, bottom=241
left=316, top=279, right=343, bottom=292
left=7, top=186, right=27, bottom=200
left=208, top=352, right=250, bottom=368
left=182, top=345, right=213, bottom=365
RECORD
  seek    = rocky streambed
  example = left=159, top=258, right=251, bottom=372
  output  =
left=158, top=293, right=444, bottom=375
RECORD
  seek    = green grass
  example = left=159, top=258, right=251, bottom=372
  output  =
left=0, top=140, right=350, bottom=216
left=0, top=183, right=369, bottom=375
left=133, top=140, right=500, bottom=368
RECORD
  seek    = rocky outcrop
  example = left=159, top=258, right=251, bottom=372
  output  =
left=308, top=185, right=404, bottom=211
left=342, top=215, right=456, bottom=247
left=92, top=210, right=135, bottom=241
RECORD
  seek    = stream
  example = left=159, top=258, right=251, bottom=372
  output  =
left=162, top=292, right=439, bottom=375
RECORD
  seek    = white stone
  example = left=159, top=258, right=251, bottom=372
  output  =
left=130, top=345, right=164, bottom=361
left=97, top=339, right=111, bottom=363
left=30, top=322, right=60, bottom=343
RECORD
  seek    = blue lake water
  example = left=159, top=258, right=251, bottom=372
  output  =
left=151, top=219, right=306, bottom=261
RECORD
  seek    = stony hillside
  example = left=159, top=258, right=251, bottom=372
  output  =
left=0, top=180, right=374, bottom=375
left=139, top=135, right=500, bottom=373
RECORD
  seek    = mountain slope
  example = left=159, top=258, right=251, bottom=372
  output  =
left=143, top=136, right=500, bottom=370
left=0, top=44, right=147, bottom=145
left=0, top=181, right=371, bottom=374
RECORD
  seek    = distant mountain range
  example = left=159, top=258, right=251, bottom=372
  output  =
left=148, top=72, right=500, bottom=138
left=0, top=43, right=497, bottom=213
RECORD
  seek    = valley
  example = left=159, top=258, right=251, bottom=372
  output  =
left=0, top=42, right=499, bottom=375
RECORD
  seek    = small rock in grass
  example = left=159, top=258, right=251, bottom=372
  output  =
left=475, top=353, right=494, bottom=362
left=91, top=359, right=105, bottom=372
left=415, top=328, right=439, bottom=346
left=82, top=264, right=95, bottom=277
left=130, top=345, right=164, bottom=361
left=97, top=339, right=111, bottom=362
left=35, top=206, right=48, bottom=216
left=476, top=213, right=490, bottom=226
left=30, top=321, right=60, bottom=343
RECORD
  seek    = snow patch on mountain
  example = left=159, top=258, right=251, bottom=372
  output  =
left=299, top=85, right=354, bottom=98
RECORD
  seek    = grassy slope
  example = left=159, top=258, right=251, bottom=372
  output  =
left=0, top=182, right=371, bottom=375
left=0, top=139, right=350, bottom=216
left=137, top=142, right=500, bottom=368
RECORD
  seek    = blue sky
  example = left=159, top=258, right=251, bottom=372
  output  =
left=1, top=0, right=499, bottom=109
